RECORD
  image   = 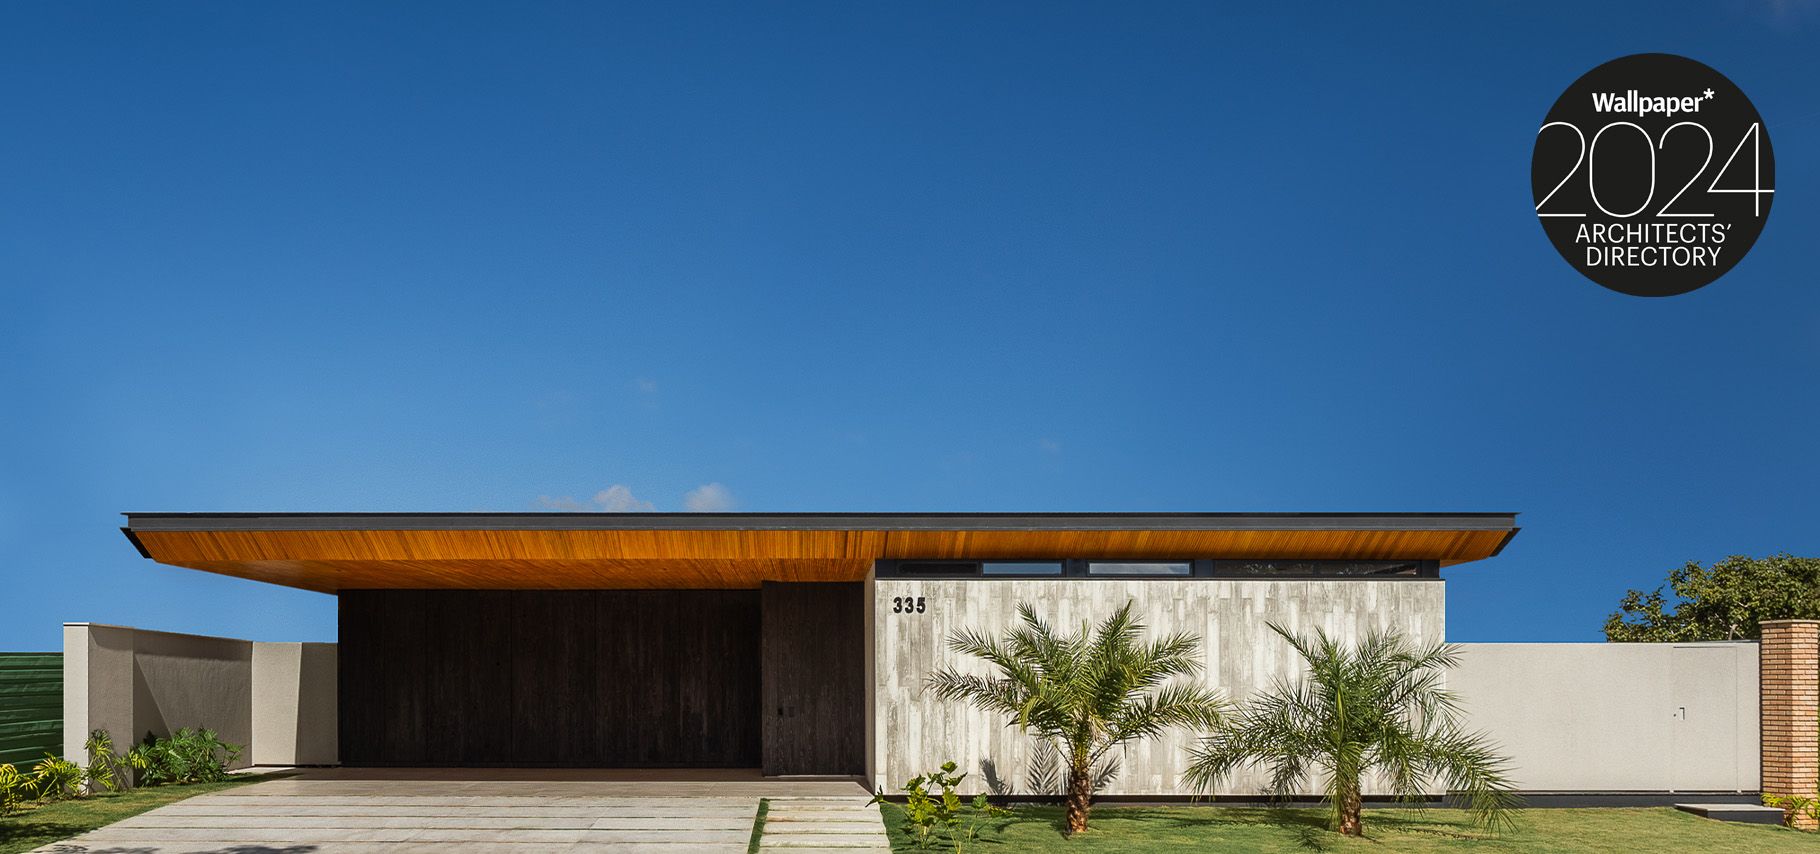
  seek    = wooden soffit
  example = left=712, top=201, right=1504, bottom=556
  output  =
left=121, top=512, right=1519, bottom=594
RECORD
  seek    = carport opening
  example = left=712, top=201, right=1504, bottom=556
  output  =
left=338, top=585, right=863, bottom=776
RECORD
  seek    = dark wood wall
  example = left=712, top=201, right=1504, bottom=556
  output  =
left=339, top=590, right=761, bottom=767
left=761, top=582, right=865, bottom=775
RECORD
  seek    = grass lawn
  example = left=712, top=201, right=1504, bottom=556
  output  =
left=881, top=802, right=1820, bottom=852
left=0, top=775, right=271, bottom=854
left=749, top=798, right=770, bottom=854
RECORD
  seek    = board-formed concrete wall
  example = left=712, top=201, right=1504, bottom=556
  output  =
left=63, top=623, right=337, bottom=767
left=870, top=578, right=1446, bottom=795
left=1451, top=642, right=1759, bottom=793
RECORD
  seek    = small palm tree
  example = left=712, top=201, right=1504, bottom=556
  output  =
left=1184, top=622, right=1519, bottom=837
left=928, top=600, right=1225, bottom=835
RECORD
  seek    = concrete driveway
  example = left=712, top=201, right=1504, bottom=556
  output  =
left=31, top=769, right=889, bottom=854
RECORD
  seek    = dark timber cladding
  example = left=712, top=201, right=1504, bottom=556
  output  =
left=762, top=582, right=865, bottom=775
left=339, top=590, right=760, bottom=766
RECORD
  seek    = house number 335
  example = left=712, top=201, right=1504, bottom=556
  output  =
left=891, top=596, right=927, bottom=615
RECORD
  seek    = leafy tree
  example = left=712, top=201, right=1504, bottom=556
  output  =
left=1184, top=623, right=1519, bottom=837
left=927, top=601, right=1226, bottom=835
left=1604, top=554, right=1820, bottom=642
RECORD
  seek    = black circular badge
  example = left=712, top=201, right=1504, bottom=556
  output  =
left=1532, top=54, right=1774, bottom=296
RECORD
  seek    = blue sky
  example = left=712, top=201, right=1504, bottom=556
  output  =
left=2, top=2, right=1816, bottom=650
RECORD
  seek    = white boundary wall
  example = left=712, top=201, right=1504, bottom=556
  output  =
left=1451, top=642, right=1759, bottom=792
left=63, top=623, right=337, bottom=767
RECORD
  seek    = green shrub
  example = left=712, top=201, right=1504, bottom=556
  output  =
left=868, top=761, right=1006, bottom=852
left=126, top=728, right=243, bottom=787
left=0, top=762, right=23, bottom=815
left=1764, top=793, right=1819, bottom=830
left=29, top=755, right=84, bottom=800
left=83, top=729, right=125, bottom=793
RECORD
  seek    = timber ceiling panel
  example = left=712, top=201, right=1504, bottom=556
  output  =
left=123, top=514, right=1518, bottom=593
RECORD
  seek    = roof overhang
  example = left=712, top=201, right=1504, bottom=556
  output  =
left=121, top=512, right=1520, bottom=593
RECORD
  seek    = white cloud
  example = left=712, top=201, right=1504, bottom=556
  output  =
left=683, top=482, right=735, bottom=512
left=594, top=484, right=655, bottom=512
left=1038, top=438, right=1063, bottom=454
left=536, top=483, right=655, bottom=512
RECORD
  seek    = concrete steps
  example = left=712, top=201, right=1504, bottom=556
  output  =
left=1674, top=802, right=1786, bottom=824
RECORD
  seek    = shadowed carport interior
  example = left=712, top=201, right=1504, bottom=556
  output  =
left=339, top=590, right=766, bottom=768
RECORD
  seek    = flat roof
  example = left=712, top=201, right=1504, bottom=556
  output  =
left=125, top=511, right=1517, bottom=532
left=121, top=511, right=1520, bottom=593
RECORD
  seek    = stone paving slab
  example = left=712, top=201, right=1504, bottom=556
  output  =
left=26, top=771, right=905, bottom=853
left=762, top=836, right=895, bottom=847
left=759, top=796, right=891, bottom=853
left=156, top=803, right=759, bottom=817
left=184, top=794, right=761, bottom=807
left=766, top=808, right=882, bottom=815
left=119, top=814, right=757, bottom=830
left=38, top=829, right=754, bottom=852
left=765, top=825, right=893, bottom=835
left=40, top=844, right=749, bottom=854
left=767, top=804, right=882, bottom=811
left=766, top=805, right=880, bottom=810
left=30, top=779, right=767, bottom=853
left=410, top=828, right=752, bottom=843
left=767, top=799, right=882, bottom=808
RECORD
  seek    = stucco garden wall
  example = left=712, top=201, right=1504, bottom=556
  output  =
left=251, top=641, right=339, bottom=766
left=62, top=623, right=336, bottom=767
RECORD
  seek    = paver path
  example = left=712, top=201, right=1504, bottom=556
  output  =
left=32, top=792, right=761, bottom=852
left=759, top=797, right=891, bottom=852
left=30, top=770, right=880, bottom=853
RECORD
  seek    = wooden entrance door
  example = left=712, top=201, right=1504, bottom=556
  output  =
left=761, top=582, right=865, bottom=775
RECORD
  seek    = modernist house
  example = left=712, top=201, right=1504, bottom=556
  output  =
left=119, top=511, right=1520, bottom=795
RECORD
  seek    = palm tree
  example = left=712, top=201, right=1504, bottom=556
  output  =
left=1184, top=622, right=1519, bottom=837
left=927, top=600, right=1225, bottom=835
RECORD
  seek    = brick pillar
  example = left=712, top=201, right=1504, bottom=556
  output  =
left=1762, top=620, right=1820, bottom=830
